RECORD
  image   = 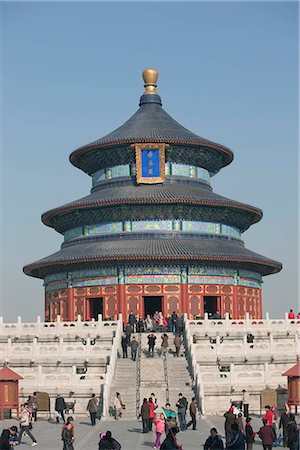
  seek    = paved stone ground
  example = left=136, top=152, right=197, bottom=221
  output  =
left=1, top=415, right=270, bottom=449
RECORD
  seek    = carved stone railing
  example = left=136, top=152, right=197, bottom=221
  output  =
left=183, top=313, right=205, bottom=416
left=101, top=314, right=123, bottom=419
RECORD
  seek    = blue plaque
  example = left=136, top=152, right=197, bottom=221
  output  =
left=134, top=143, right=167, bottom=184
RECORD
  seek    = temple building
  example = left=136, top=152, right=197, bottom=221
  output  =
left=23, top=69, right=282, bottom=322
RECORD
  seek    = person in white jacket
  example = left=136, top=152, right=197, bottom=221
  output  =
left=18, top=403, right=38, bottom=446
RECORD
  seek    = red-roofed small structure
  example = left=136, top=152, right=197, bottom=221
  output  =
left=0, top=363, right=23, bottom=419
left=282, top=363, right=300, bottom=414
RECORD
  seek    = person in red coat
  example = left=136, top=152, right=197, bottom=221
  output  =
left=147, top=398, right=155, bottom=431
left=258, top=419, right=276, bottom=450
left=263, top=405, right=274, bottom=427
left=288, top=310, right=295, bottom=319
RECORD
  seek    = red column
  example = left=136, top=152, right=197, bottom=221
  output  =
left=258, top=289, right=263, bottom=319
left=233, top=285, right=239, bottom=319
left=181, top=284, right=188, bottom=316
left=118, top=284, right=126, bottom=322
left=67, top=288, right=74, bottom=321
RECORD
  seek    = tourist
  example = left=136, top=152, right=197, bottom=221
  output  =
left=186, top=397, right=197, bottom=431
left=147, top=397, right=155, bottom=431
left=279, top=409, right=290, bottom=447
left=0, top=429, right=11, bottom=450
left=28, top=392, right=39, bottom=422
left=176, top=316, right=184, bottom=335
left=203, top=427, right=224, bottom=449
left=258, top=419, right=276, bottom=450
left=86, top=393, right=98, bottom=426
left=288, top=310, right=295, bottom=320
left=146, top=314, right=153, bottom=332
left=55, top=394, right=67, bottom=424
left=153, top=412, right=165, bottom=449
left=263, top=405, right=274, bottom=427
left=226, top=422, right=246, bottom=449
left=125, top=323, right=131, bottom=343
left=151, top=392, right=158, bottom=410
left=167, top=316, right=172, bottom=332
left=174, top=334, right=182, bottom=357
left=271, top=405, right=279, bottom=431
left=162, top=403, right=178, bottom=432
left=114, top=392, right=124, bottom=420
left=98, top=430, right=121, bottom=449
left=287, top=414, right=298, bottom=450
left=121, top=334, right=128, bottom=358
left=140, top=398, right=150, bottom=433
left=147, top=333, right=157, bottom=356
left=62, top=418, right=75, bottom=450
left=160, top=426, right=182, bottom=450
left=224, top=406, right=236, bottom=442
left=9, top=425, right=19, bottom=446
left=137, top=317, right=145, bottom=333
left=212, top=310, right=221, bottom=320
left=128, top=312, right=137, bottom=332
left=242, top=389, right=250, bottom=418
left=158, top=311, right=164, bottom=331
left=171, top=311, right=178, bottom=333
left=297, top=312, right=300, bottom=320
left=176, top=393, right=188, bottom=431
left=245, top=417, right=255, bottom=450
left=161, top=333, right=169, bottom=357
left=237, top=413, right=244, bottom=432
left=18, top=402, right=38, bottom=446
left=129, top=336, right=139, bottom=361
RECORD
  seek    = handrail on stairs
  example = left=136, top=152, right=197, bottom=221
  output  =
left=182, top=313, right=205, bottom=416
left=163, top=351, right=170, bottom=403
left=135, top=331, right=142, bottom=418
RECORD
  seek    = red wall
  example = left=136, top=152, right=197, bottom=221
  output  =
left=45, top=283, right=262, bottom=322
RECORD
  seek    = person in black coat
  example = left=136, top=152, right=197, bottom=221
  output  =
left=55, top=394, right=67, bottom=423
left=121, top=334, right=128, bottom=358
left=204, top=428, right=224, bottom=449
left=99, top=431, right=121, bottom=449
left=0, top=429, right=11, bottom=450
left=245, top=417, right=255, bottom=450
left=279, top=411, right=291, bottom=447
left=160, top=427, right=181, bottom=449
left=287, top=414, right=298, bottom=450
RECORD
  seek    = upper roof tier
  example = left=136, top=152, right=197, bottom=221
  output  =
left=69, top=69, right=234, bottom=175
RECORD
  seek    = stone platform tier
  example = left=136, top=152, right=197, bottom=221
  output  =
left=0, top=315, right=123, bottom=416
left=183, top=313, right=300, bottom=415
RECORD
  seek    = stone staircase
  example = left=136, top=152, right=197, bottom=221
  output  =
left=109, top=357, right=137, bottom=419
left=166, top=356, right=195, bottom=410
left=108, top=332, right=195, bottom=419
left=140, top=332, right=195, bottom=411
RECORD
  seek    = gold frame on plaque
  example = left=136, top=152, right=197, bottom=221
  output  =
left=133, top=143, right=168, bottom=184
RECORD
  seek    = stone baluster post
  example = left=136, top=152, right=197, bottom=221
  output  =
left=230, top=363, right=235, bottom=388
left=264, top=362, right=269, bottom=386
left=17, top=316, right=22, bottom=335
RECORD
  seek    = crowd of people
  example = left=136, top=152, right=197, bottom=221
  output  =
left=223, top=403, right=299, bottom=450
left=1, top=394, right=300, bottom=449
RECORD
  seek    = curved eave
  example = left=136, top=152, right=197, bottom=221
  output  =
left=23, top=238, right=282, bottom=279
left=70, top=139, right=234, bottom=172
left=42, top=185, right=263, bottom=227
left=42, top=197, right=262, bottom=231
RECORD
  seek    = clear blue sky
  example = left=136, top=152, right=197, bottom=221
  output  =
left=1, top=2, right=298, bottom=321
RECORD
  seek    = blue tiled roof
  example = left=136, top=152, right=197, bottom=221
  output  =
left=23, top=235, right=282, bottom=279
left=70, top=94, right=233, bottom=169
left=42, top=183, right=262, bottom=232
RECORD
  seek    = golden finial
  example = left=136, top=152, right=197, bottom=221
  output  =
left=142, top=68, right=159, bottom=95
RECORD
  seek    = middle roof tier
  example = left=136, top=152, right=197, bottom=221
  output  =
left=42, top=182, right=262, bottom=234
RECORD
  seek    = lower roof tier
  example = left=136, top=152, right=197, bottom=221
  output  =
left=42, top=183, right=262, bottom=234
left=23, top=236, right=282, bottom=279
